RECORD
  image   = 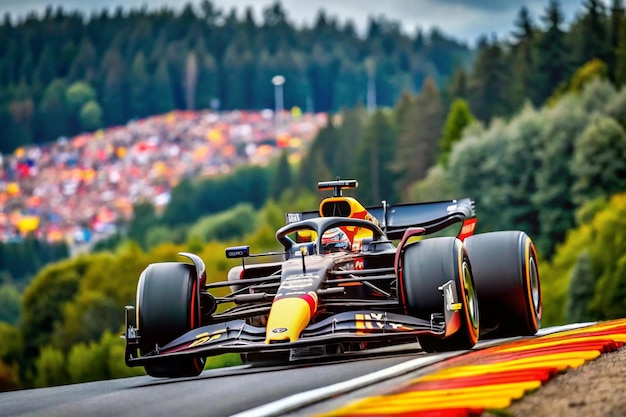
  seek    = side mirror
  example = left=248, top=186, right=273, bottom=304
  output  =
left=225, top=245, right=250, bottom=259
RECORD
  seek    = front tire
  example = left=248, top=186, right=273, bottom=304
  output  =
left=137, top=262, right=205, bottom=377
left=400, top=237, right=479, bottom=352
left=464, top=231, right=541, bottom=338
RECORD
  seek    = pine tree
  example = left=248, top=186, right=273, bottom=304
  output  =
left=128, top=51, right=151, bottom=119
left=270, top=150, right=292, bottom=200
left=194, top=47, right=219, bottom=111
left=467, top=37, right=510, bottom=122
left=101, top=47, right=128, bottom=126
left=36, top=79, right=68, bottom=143
left=606, top=0, right=624, bottom=83
left=68, top=38, right=97, bottom=83
left=511, top=6, right=539, bottom=107
left=355, top=109, right=397, bottom=205
left=535, top=0, right=571, bottom=104
left=152, top=58, right=175, bottom=115
left=448, top=67, right=468, bottom=102
left=393, top=78, right=444, bottom=197
left=613, top=0, right=626, bottom=84
left=439, top=98, right=474, bottom=167
left=577, top=0, right=609, bottom=67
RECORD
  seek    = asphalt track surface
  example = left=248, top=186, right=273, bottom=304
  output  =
left=0, top=325, right=589, bottom=417
left=0, top=348, right=425, bottom=417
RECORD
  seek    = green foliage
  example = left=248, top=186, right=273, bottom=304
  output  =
left=67, top=340, right=109, bottom=383
left=547, top=59, right=608, bottom=105
left=161, top=164, right=270, bottom=231
left=33, top=346, right=67, bottom=388
left=587, top=194, right=626, bottom=319
left=409, top=165, right=459, bottom=203
left=91, top=232, right=125, bottom=253
left=531, top=96, right=590, bottom=256
left=354, top=109, right=398, bottom=205
left=205, top=353, right=243, bottom=370
left=570, top=59, right=609, bottom=93
left=468, top=38, right=511, bottom=122
left=20, top=258, right=83, bottom=362
left=617, top=6, right=626, bottom=86
left=576, top=0, right=610, bottom=66
left=0, top=235, right=69, bottom=284
left=604, top=84, right=626, bottom=127
left=541, top=193, right=626, bottom=325
left=439, top=98, right=474, bottom=167
left=129, top=51, right=151, bottom=119
left=571, top=114, right=626, bottom=206
left=580, top=78, right=620, bottom=113
left=36, top=79, right=68, bottom=142
left=393, top=78, right=445, bottom=196
left=144, top=226, right=175, bottom=250
left=188, top=204, right=258, bottom=243
left=30, top=329, right=145, bottom=389
left=0, top=5, right=472, bottom=151
left=576, top=196, right=609, bottom=225
left=0, top=322, right=23, bottom=390
left=534, top=0, right=571, bottom=105
left=0, top=284, right=21, bottom=325
left=79, top=100, right=103, bottom=131
left=269, top=150, right=293, bottom=200
left=302, top=117, right=342, bottom=185
left=0, top=323, right=22, bottom=364
left=127, top=201, right=159, bottom=250
left=565, top=250, right=596, bottom=323
left=441, top=76, right=626, bottom=257
left=448, top=104, right=543, bottom=236
left=65, top=82, right=96, bottom=113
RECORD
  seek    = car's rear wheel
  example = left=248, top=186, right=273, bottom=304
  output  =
left=464, top=231, right=541, bottom=338
left=136, top=262, right=205, bottom=377
left=400, top=237, right=479, bottom=352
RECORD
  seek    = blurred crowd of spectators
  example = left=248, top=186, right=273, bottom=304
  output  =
left=0, top=109, right=327, bottom=246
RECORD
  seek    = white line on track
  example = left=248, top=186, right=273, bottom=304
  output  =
left=231, top=350, right=463, bottom=417
left=232, top=322, right=597, bottom=417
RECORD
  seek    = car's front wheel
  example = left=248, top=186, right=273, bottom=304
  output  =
left=400, top=237, right=479, bottom=352
left=136, top=262, right=205, bottom=377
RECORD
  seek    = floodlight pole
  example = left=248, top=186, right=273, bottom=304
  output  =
left=272, top=75, right=285, bottom=141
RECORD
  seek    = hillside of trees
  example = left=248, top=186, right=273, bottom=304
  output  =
left=0, top=0, right=473, bottom=154
left=1, top=0, right=626, bottom=392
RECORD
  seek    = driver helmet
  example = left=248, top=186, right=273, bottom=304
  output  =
left=322, top=227, right=351, bottom=253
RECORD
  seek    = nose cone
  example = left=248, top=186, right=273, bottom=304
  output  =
left=265, top=293, right=317, bottom=344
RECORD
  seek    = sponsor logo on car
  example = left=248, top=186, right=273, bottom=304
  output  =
left=286, top=213, right=302, bottom=224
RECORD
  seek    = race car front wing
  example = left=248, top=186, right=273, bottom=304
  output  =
left=124, top=280, right=461, bottom=367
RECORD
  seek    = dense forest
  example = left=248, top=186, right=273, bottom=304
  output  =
left=0, top=0, right=473, bottom=154
left=2, top=0, right=626, bottom=392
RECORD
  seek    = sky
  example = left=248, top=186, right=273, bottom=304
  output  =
left=0, top=0, right=609, bottom=46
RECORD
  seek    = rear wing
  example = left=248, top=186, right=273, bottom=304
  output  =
left=285, top=198, right=476, bottom=240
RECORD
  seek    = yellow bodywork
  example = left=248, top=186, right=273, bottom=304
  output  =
left=319, top=196, right=377, bottom=246
left=265, top=297, right=312, bottom=344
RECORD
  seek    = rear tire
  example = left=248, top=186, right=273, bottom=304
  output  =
left=464, top=231, right=541, bottom=338
left=137, top=262, right=205, bottom=377
left=400, top=237, right=479, bottom=352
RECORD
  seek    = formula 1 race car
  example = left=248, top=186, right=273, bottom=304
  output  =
left=123, top=179, right=542, bottom=378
